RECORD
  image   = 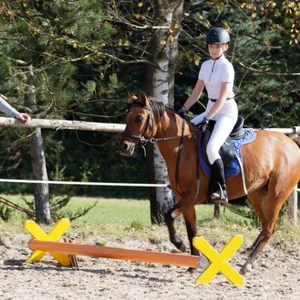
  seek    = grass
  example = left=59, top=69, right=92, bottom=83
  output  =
left=0, top=194, right=299, bottom=251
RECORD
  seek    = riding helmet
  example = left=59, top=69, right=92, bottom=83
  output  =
left=206, top=27, right=230, bottom=45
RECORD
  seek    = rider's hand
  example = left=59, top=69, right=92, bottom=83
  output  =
left=199, top=117, right=209, bottom=132
left=178, top=107, right=187, bottom=119
left=16, top=113, right=31, bottom=123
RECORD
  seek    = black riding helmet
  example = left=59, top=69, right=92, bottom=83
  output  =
left=206, top=27, right=230, bottom=45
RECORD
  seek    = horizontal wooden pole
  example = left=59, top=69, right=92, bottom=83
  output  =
left=0, top=178, right=167, bottom=187
left=0, top=117, right=299, bottom=134
left=0, top=117, right=125, bottom=133
left=255, top=126, right=300, bottom=134
left=28, top=239, right=200, bottom=268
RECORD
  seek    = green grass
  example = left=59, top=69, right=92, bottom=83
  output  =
left=68, top=197, right=152, bottom=225
left=1, top=194, right=300, bottom=251
left=58, top=197, right=252, bottom=225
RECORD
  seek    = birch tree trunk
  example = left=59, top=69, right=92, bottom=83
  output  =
left=147, top=0, right=184, bottom=224
left=24, top=64, right=51, bottom=224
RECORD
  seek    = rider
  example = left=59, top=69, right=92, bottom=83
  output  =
left=178, top=27, right=238, bottom=204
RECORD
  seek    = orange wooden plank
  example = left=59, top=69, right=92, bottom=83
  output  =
left=29, top=239, right=199, bottom=268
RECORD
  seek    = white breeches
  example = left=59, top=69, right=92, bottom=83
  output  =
left=191, top=100, right=238, bottom=165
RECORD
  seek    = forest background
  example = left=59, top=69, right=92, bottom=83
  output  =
left=0, top=0, right=299, bottom=221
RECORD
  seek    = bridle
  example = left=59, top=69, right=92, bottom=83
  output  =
left=122, top=102, right=155, bottom=145
left=122, top=100, right=196, bottom=147
left=122, top=98, right=200, bottom=200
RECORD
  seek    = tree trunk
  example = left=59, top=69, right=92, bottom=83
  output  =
left=146, top=0, right=184, bottom=224
left=24, top=64, right=51, bottom=224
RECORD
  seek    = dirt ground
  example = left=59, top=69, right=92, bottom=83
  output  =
left=0, top=230, right=299, bottom=300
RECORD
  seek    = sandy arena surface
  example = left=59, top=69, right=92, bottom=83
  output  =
left=0, top=228, right=299, bottom=300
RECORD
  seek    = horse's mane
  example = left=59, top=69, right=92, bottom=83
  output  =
left=132, top=95, right=189, bottom=125
left=147, top=97, right=180, bottom=121
left=147, top=97, right=166, bottom=121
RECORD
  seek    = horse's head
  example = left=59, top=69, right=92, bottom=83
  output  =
left=119, top=91, right=164, bottom=156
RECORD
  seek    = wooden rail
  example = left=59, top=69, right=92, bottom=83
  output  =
left=0, top=117, right=298, bottom=224
left=1, top=117, right=300, bottom=134
left=0, top=117, right=125, bottom=132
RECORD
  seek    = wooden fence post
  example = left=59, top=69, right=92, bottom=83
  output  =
left=288, top=186, right=298, bottom=225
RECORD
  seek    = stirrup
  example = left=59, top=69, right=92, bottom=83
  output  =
left=209, top=184, right=228, bottom=204
left=210, top=193, right=228, bottom=204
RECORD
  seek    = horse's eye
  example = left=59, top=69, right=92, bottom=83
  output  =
left=135, top=115, right=143, bottom=122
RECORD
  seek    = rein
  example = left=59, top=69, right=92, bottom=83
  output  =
left=122, top=131, right=195, bottom=145
left=123, top=101, right=196, bottom=146
left=123, top=99, right=200, bottom=199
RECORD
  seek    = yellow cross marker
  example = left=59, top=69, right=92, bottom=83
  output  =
left=193, top=235, right=244, bottom=286
left=24, top=218, right=71, bottom=267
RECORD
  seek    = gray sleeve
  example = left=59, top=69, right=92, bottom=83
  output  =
left=0, top=95, right=19, bottom=118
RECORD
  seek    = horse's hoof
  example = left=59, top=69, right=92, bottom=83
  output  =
left=172, top=237, right=186, bottom=252
left=177, top=243, right=186, bottom=252
left=240, top=264, right=252, bottom=275
left=187, top=267, right=197, bottom=273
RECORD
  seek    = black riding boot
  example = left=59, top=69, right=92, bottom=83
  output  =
left=210, top=159, right=228, bottom=204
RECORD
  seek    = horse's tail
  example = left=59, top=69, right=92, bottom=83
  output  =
left=292, top=136, right=300, bottom=148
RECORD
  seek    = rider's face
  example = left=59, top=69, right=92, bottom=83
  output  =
left=208, top=44, right=228, bottom=59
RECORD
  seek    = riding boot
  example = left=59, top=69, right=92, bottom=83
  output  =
left=210, top=158, right=228, bottom=204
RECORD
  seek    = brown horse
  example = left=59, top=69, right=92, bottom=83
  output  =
left=120, top=91, right=300, bottom=274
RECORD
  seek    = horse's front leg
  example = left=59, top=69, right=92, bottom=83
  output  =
left=165, top=203, right=187, bottom=252
left=182, top=208, right=199, bottom=256
left=165, top=202, right=199, bottom=256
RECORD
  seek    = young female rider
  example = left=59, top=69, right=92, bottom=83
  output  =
left=178, top=27, right=238, bottom=204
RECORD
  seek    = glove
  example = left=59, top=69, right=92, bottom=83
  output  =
left=178, top=107, right=187, bottom=119
left=198, top=117, right=210, bottom=132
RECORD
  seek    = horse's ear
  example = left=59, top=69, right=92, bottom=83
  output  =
left=128, top=91, right=138, bottom=103
left=139, top=91, right=149, bottom=106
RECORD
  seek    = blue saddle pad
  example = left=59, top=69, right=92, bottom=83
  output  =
left=199, top=128, right=256, bottom=179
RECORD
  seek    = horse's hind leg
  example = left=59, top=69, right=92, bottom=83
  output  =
left=240, top=189, right=287, bottom=274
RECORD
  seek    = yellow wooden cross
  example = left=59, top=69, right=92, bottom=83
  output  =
left=193, top=235, right=244, bottom=286
left=24, top=218, right=71, bottom=266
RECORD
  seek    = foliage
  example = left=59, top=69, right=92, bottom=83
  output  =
left=225, top=199, right=290, bottom=228
left=0, top=204, right=13, bottom=221
left=0, top=0, right=146, bottom=197
left=21, top=184, right=98, bottom=222
left=0, top=192, right=97, bottom=223
left=176, top=0, right=300, bottom=127
left=0, top=0, right=299, bottom=199
left=225, top=202, right=261, bottom=228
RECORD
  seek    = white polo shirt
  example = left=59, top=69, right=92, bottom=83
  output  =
left=198, top=55, right=235, bottom=99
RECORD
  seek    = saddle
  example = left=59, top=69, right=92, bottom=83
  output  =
left=202, top=116, right=245, bottom=167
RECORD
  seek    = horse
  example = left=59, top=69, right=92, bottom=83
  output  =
left=119, top=91, right=300, bottom=274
